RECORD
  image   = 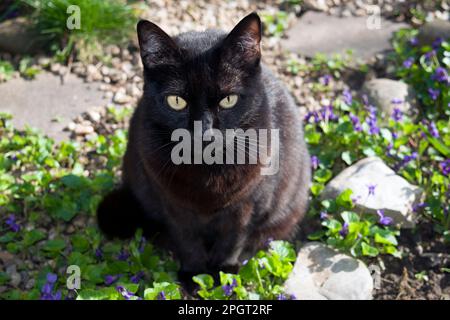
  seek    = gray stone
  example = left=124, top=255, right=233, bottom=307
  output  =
left=285, top=242, right=373, bottom=300
left=322, top=157, right=424, bottom=228
left=418, top=19, right=450, bottom=46
left=361, top=78, right=417, bottom=117
left=0, top=72, right=108, bottom=141
left=281, top=12, right=408, bottom=61
left=6, top=264, right=21, bottom=287
left=0, top=18, right=45, bottom=54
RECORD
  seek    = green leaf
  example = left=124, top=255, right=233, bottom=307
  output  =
left=41, top=239, right=66, bottom=252
left=192, top=274, right=214, bottom=290
left=23, top=230, right=46, bottom=247
left=336, top=189, right=354, bottom=209
left=361, top=242, right=379, bottom=257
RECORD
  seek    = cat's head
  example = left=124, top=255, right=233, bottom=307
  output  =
left=136, top=13, right=266, bottom=135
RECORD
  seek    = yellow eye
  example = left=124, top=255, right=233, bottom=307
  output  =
left=166, top=95, right=187, bottom=110
left=219, top=95, right=238, bottom=109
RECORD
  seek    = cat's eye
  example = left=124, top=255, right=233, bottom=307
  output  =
left=166, top=95, right=187, bottom=110
left=219, top=95, right=238, bottom=109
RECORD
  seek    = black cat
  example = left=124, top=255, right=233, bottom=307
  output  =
left=97, top=12, right=311, bottom=286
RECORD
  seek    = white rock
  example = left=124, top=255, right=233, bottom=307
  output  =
left=285, top=242, right=373, bottom=300
left=113, top=88, right=132, bottom=104
left=87, top=110, right=101, bottom=123
left=322, top=157, right=424, bottom=228
left=361, top=78, right=417, bottom=118
left=74, top=124, right=94, bottom=135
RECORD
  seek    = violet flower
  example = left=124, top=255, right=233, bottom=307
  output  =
left=277, top=294, right=288, bottom=300
left=320, top=74, right=332, bottom=86
left=439, top=159, right=450, bottom=176
left=222, top=279, right=238, bottom=297
left=428, top=88, right=440, bottom=101
left=350, top=113, right=362, bottom=132
left=157, top=291, right=166, bottom=300
left=116, top=286, right=141, bottom=300
left=5, top=214, right=20, bottom=232
left=311, top=155, right=319, bottom=170
left=391, top=108, right=403, bottom=122
left=40, top=273, right=61, bottom=300
left=402, top=58, right=414, bottom=69
left=376, top=210, right=393, bottom=226
left=130, top=271, right=145, bottom=284
left=105, top=274, right=121, bottom=285
left=320, top=211, right=328, bottom=220
left=95, top=248, right=103, bottom=260
left=432, top=67, right=449, bottom=83
left=117, top=250, right=130, bottom=261
left=367, top=184, right=377, bottom=197
left=412, top=202, right=427, bottom=213
left=428, top=121, right=440, bottom=138
left=409, top=37, right=418, bottom=46
left=432, top=37, right=443, bottom=50
left=343, top=89, right=353, bottom=105
left=339, top=222, right=349, bottom=237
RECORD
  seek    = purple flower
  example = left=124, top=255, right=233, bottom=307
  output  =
left=391, top=98, right=404, bottom=105
left=402, top=57, right=414, bottom=69
left=321, top=105, right=338, bottom=121
left=5, top=214, right=20, bottom=232
left=391, top=108, right=403, bottom=122
left=428, top=88, right=440, bottom=101
left=431, top=67, right=449, bottom=83
left=130, top=271, right=145, bottom=284
left=95, top=248, right=103, bottom=260
left=350, top=113, right=362, bottom=132
left=40, top=273, right=61, bottom=300
left=424, top=50, right=435, bottom=62
left=311, top=155, right=319, bottom=170
left=47, top=273, right=57, bottom=284
left=320, top=74, right=332, bottom=86
left=440, top=159, right=450, bottom=175
left=362, top=94, right=370, bottom=106
left=352, top=195, right=361, bottom=204
left=116, top=286, right=141, bottom=300
left=366, top=116, right=380, bottom=135
left=320, top=211, right=328, bottom=220
left=339, top=222, right=349, bottom=237
left=343, top=89, right=353, bottom=105
left=105, top=274, right=121, bottom=285
left=432, top=37, right=443, bottom=50
left=367, top=184, right=377, bottom=196
left=412, top=202, right=427, bottom=213
left=304, top=111, right=320, bottom=124
left=157, top=291, right=166, bottom=300
left=222, top=279, right=237, bottom=297
left=376, top=210, right=393, bottom=226
left=409, top=37, right=418, bottom=46
left=386, top=143, right=393, bottom=157
left=242, top=259, right=248, bottom=266
left=428, top=121, right=440, bottom=138
left=117, top=250, right=130, bottom=261
left=277, top=294, right=288, bottom=300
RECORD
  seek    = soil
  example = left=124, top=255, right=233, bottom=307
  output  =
left=373, top=222, right=449, bottom=300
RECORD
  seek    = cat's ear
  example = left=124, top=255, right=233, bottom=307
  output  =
left=221, top=12, right=262, bottom=67
left=137, top=20, right=180, bottom=69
